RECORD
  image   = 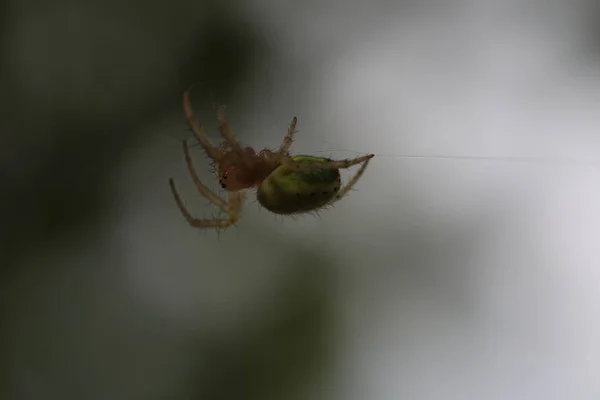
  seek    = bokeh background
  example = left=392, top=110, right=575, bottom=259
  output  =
left=2, top=0, right=600, bottom=399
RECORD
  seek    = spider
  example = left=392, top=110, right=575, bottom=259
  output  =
left=168, top=88, right=375, bottom=229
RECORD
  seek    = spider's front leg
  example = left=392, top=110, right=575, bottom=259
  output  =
left=183, top=90, right=223, bottom=161
left=216, top=105, right=245, bottom=155
left=169, top=182, right=244, bottom=228
left=169, top=140, right=244, bottom=228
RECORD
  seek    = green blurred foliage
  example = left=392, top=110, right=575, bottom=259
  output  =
left=186, top=251, right=334, bottom=400
left=0, top=2, right=334, bottom=399
left=0, top=1, right=267, bottom=274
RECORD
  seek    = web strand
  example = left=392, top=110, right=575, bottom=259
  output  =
left=310, top=149, right=600, bottom=167
left=162, top=131, right=600, bottom=167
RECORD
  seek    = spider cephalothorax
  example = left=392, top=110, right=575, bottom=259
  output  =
left=168, top=88, right=374, bottom=228
left=214, top=146, right=280, bottom=191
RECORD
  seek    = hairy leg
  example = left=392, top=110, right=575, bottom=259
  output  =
left=278, top=117, right=298, bottom=155
left=183, top=90, right=222, bottom=160
left=281, top=154, right=375, bottom=173
left=216, top=105, right=245, bottom=155
left=334, top=157, right=373, bottom=201
left=169, top=140, right=244, bottom=228
left=170, top=181, right=244, bottom=228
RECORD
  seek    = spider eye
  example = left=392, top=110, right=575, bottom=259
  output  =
left=219, top=172, right=228, bottom=189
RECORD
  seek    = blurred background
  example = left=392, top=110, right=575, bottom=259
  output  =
left=2, top=0, right=600, bottom=399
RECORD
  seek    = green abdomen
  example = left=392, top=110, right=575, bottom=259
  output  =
left=257, top=156, right=341, bottom=215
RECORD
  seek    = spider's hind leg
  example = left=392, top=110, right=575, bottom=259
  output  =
left=279, top=153, right=374, bottom=202
left=334, top=157, right=373, bottom=201
left=278, top=117, right=298, bottom=155
left=281, top=154, right=374, bottom=173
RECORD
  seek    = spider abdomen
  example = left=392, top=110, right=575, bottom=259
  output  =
left=257, top=156, right=342, bottom=215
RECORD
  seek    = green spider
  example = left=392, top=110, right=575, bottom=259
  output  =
left=168, top=89, right=374, bottom=228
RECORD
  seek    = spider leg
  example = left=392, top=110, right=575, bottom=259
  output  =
left=181, top=140, right=229, bottom=208
left=169, top=140, right=244, bottom=228
left=170, top=181, right=244, bottom=228
left=281, top=154, right=375, bottom=172
left=278, top=117, right=298, bottom=155
left=334, top=156, right=372, bottom=201
left=216, top=105, right=245, bottom=155
left=183, top=90, right=222, bottom=160
left=218, top=140, right=229, bottom=152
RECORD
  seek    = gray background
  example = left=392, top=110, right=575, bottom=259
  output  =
left=2, top=0, right=600, bottom=399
